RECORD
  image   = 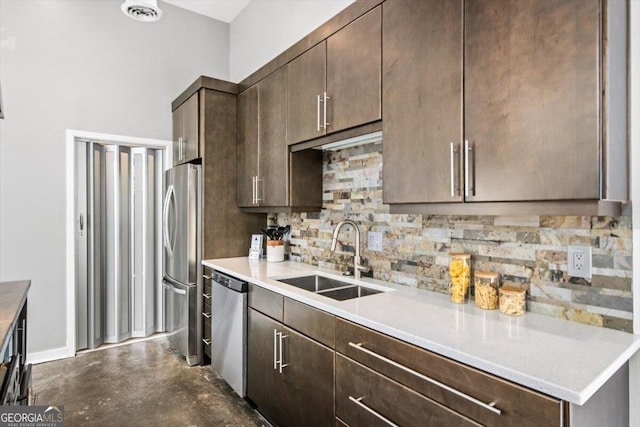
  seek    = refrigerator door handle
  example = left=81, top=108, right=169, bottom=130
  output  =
left=162, top=282, right=185, bottom=298
left=163, top=184, right=175, bottom=257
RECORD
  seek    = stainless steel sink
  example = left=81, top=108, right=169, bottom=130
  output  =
left=274, top=274, right=387, bottom=301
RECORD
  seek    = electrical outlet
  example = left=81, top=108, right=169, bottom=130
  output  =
left=567, top=245, right=592, bottom=279
left=368, top=231, right=383, bottom=252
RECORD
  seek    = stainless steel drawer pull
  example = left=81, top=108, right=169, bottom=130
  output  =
left=348, top=342, right=502, bottom=416
left=202, top=293, right=211, bottom=300
left=202, top=275, right=211, bottom=280
left=202, top=338, right=211, bottom=346
left=202, top=312, right=211, bottom=319
left=349, top=396, right=399, bottom=427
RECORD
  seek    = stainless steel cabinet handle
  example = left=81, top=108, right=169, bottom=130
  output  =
left=202, top=293, right=211, bottom=300
left=251, top=176, right=257, bottom=205
left=202, top=312, right=211, bottom=319
left=255, top=177, right=263, bottom=203
left=202, top=338, right=211, bottom=346
left=273, top=329, right=278, bottom=370
left=317, top=94, right=322, bottom=132
left=349, top=396, right=399, bottom=427
left=323, top=92, right=330, bottom=129
left=465, top=140, right=474, bottom=197
left=202, top=275, right=211, bottom=280
left=348, top=342, right=501, bottom=415
left=450, top=142, right=460, bottom=198
left=278, top=332, right=289, bottom=373
left=178, top=137, right=183, bottom=161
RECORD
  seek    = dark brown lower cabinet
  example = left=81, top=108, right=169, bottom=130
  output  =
left=247, top=308, right=334, bottom=427
left=336, top=354, right=481, bottom=427
left=336, top=319, right=564, bottom=427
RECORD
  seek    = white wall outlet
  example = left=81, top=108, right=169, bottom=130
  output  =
left=368, top=231, right=383, bottom=252
left=567, top=245, right=592, bottom=279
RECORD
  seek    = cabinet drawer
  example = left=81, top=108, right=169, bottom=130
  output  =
left=336, top=354, right=480, bottom=427
left=203, top=282, right=212, bottom=299
left=248, top=284, right=283, bottom=322
left=203, top=298, right=211, bottom=316
left=336, top=319, right=562, bottom=427
left=203, top=318, right=211, bottom=358
left=284, top=298, right=335, bottom=348
left=203, top=318, right=211, bottom=343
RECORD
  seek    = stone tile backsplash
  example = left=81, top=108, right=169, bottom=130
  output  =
left=269, top=142, right=633, bottom=332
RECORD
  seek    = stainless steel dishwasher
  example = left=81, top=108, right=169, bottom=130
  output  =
left=210, top=270, right=248, bottom=397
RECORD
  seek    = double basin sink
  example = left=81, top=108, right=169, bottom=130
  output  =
left=272, top=273, right=391, bottom=301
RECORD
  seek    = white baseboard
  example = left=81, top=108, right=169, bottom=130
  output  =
left=27, top=346, right=75, bottom=365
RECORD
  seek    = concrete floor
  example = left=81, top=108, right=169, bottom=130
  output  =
left=32, top=337, right=267, bottom=427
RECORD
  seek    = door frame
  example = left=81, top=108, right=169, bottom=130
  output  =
left=65, top=129, right=172, bottom=359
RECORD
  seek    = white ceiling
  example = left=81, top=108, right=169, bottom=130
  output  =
left=162, top=0, right=251, bottom=23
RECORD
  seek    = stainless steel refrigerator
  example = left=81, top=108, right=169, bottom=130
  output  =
left=163, top=162, right=201, bottom=366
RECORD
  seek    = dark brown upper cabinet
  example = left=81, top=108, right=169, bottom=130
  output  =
left=464, top=0, right=600, bottom=203
left=238, top=67, right=289, bottom=208
left=384, top=0, right=625, bottom=214
left=238, top=67, right=323, bottom=211
left=287, top=6, right=382, bottom=145
left=172, top=93, right=199, bottom=166
left=383, top=0, right=463, bottom=204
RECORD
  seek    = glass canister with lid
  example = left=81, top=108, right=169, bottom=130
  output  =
left=449, top=253, right=471, bottom=304
left=474, top=271, right=500, bottom=310
left=499, top=286, right=527, bottom=316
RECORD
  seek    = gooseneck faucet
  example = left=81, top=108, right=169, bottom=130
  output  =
left=330, top=220, right=367, bottom=280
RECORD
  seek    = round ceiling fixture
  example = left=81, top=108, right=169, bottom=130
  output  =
left=121, top=0, right=163, bottom=22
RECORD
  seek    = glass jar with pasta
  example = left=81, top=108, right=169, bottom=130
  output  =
left=499, top=286, right=527, bottom=316
left=449, top=253, right=471, bottom=304
left=474, top=271, right=500, bottom=310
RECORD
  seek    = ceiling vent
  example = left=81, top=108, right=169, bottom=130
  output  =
left=121, top=0, right=163, bottom=22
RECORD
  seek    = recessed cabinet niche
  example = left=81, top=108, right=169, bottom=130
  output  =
left=383, top=0, right=625, bottom=213
left=287, top=6, right=382, bottom=145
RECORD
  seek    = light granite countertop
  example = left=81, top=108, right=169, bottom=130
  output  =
left=203, top=257, right=640, bottom=406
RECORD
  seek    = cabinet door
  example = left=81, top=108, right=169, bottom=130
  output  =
left=237, top=85, right=259, bottom=207
left=464, top=0, right=600, bottom=202
left=259, top=67, right=289, bottom=207
left=382, top=0, right=463, bottom=204
left=327, top=6, right=382, bottom=134
left=181, top=93, right=199, bottom=164
left=282, top=326, right=334, bottom=427
left=172, top=108, right=183, bottom=167
left=247, top=309, right=284, bottom=425
left=287, top=42, right=326, bottom=145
